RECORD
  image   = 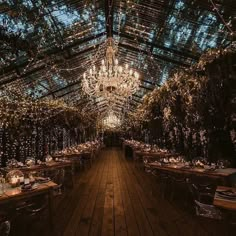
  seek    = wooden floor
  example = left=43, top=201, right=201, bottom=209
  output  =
left=30, top=148, right=235, bottom=236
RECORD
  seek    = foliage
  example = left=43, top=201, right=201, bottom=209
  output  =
left=0, top=87, right=96, bottom=131
left=126, top=42, right=236, bottom=162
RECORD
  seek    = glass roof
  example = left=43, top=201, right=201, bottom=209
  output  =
left=0, top=0, right=233, bottom=114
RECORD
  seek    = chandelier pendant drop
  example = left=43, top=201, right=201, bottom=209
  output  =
left=82, top=37, right=140, bottom=103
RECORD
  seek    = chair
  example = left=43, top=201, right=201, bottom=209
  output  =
left=143, top=156, right=152, bottom=173
left=51, top=168, right=65, bottom=195
left=189, top=183, right=223, bottom=220
left=81, top=153, right=92, bottom=169
left=0, top=213, right=10, bottom=236
left=194, top=200, right=222, bottom=219
left=169, top=173, right=189, bottom=205
left=190, top=177, right=217, bottom=204
left=151, top=169, right=161, bottom=189
left=153, top=170, right=171, bottom=199
left=13, top=195, right=48, bottom=235
left=189, top=181, right=235, bottom=234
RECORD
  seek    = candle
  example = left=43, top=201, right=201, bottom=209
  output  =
left=19, top=176, right=24, bottom=183
left=24, top=178, right=30, bottom=185
left=11, top=176, right=18, bottom=184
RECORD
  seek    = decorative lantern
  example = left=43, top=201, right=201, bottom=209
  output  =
left=0, top=171, right=6, bottom=195
left=45, top=154, right=53, bottom=162
left=25, top=157, right=35, bottom=166
left=6, top=159, right=19, bottom=168
left=6, top=170, right=24, bottom=187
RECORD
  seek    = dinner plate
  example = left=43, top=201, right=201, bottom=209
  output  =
left=36, top=177, right=50, bottom=183
left=21, top=184, right=38, bottom=192
left=217, top=191, right=236, bottom=199
left=180, top=166, right=191, bottom=169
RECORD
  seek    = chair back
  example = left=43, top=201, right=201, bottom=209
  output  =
left=0, top=221, right=10, bottom=236
left=194, top=200, right=222, bottom=220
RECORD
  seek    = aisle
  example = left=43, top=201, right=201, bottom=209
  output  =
left=52, top=148, right=228, bottom=236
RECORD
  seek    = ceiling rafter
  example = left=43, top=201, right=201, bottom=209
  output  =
left=118, top=42, right=190, bottom=67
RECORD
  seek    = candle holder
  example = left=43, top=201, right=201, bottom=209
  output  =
left=0, top=172, right=6, bottom=195
left=25, top=157, right=35, bottom=166
left=45, top=154, right=53, bottom=163
left=6, top=170, right=24, bottom=188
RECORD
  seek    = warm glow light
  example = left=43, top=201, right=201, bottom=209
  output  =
left=82, top=37, right=140, bottom=106
left=101, top=111, right=121, bottom=129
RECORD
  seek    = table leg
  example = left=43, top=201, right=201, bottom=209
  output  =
left=48, top=189, right=55, bottom=234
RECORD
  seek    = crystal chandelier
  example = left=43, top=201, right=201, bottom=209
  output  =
left=82, top=37, right=140, bottom=103
left=101, top=110, right=121, bottom=129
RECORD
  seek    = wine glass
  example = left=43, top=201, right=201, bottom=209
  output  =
left=0, top=174, right=6, bottom=195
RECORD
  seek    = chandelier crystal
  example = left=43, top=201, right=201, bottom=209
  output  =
left=82, top=37, right=140, bottom=103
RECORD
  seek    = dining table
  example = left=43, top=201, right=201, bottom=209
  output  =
left=133, top=150, right=178, bottom=163
left=53, top=144, right=101, bottom=164
left=19, top=161, right=74, bottom=189
left=148, top=162, right=236, bottom=186
left=122, top=140, right=174, bottom=161
left=122, top=142, right=141, bottom=159
left=214, top=186, right=236, bottom=211
left=0, top=181, right=58, bottom=230
left=19, top=160, right=73, bottom=172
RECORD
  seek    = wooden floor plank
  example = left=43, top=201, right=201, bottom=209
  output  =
left=55, top=159, right=103, bottom=236
left=101, top=152, right=114, bottom=236
left=63, top=153, right=106, bottom=236
left=119, top=154, right=154, bottom=235
left=75, top=153, right=106, bottom=236
left=121, top=154, right=202, bottom=236
left=116, top=151, right=141, bottom=236
left=120, top=157, right=168, bottom=236
left=126, top=157, right=209, bottom=236
left=113, top=149, right=128, bottom=236
left=89, top=151, right=109, bottom=236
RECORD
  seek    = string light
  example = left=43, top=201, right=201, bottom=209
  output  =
left=126, top=42, right=235, bottom=127
left=209, top=0, right=234, bottom=34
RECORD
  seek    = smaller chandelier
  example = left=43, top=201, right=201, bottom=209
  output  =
left=82, top=37, right=140, bottom=103
left=101, top=110, right=121, bottom=129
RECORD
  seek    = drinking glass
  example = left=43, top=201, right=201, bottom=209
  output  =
left=0, top=175, right=6, bottom=195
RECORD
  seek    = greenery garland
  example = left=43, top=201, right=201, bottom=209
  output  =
left=127, top=42, right=236, bottom=126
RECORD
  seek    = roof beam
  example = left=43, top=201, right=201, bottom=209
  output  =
left=114, top=31, right=199, bottom=61
left=105, top=0, right=114, bottom=37
left=118, top=42, right=190, bottom=67
left=0, top=36, right=105, bottom=87
left=0, top=32, right=105, bottom=77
